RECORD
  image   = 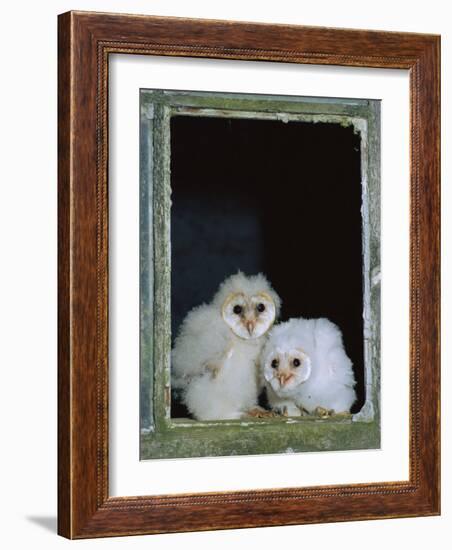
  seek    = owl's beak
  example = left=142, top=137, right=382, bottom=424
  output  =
left=277, top=371, right=293, bottom=386
left=246, top=320, right=255, bottom=335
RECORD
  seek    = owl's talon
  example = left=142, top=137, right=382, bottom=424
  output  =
left=247, top=407, right=276, bottom=418
left=314, top=406, right=334, bottom=418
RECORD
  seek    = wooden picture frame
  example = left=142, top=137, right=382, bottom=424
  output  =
left=58, top=10, right=440, bottom=538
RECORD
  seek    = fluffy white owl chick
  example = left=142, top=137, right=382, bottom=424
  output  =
left=172, top=272, right=281, bottom=420
left=261, top=318, right=356, bottom=416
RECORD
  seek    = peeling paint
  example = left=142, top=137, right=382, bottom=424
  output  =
left=141, top=103, right=154, bottom=120
left=372, top=267, right=381, bottom=287
left=172, top=106, right=367, bottom=132
left=352, top=400, right=375, bottom=423
left=277, top=113, right=290, bottom=123
left=351, top=116, right=367, bottom=136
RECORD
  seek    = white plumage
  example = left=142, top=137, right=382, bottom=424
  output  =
left=172, top=272, right=281, bottom=420
left=260, top=318, right=356, bottom=416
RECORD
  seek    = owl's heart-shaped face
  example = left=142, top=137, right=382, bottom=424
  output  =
left=263, top=347, right=312, bottom=395
left=221, top=291, right=276, bottom=340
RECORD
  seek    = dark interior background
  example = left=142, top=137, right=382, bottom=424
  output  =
left=170, top=114, right=364, bottom=416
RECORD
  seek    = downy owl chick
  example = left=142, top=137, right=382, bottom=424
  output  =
left=261, top=318, right=356, bottom=416
left=172, top=272, right=281, bottom=420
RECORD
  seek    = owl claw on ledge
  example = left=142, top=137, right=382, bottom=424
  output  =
left=246, top=407, right=278, bottom=418
left=314, top=406, right=334, bottom=418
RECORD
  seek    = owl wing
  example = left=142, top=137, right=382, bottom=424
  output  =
left=314, top=318, right=356, bottom=387
left=171, top=304, right=231, bottom=388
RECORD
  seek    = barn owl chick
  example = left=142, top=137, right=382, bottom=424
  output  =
left=172, top=272, right=281, bottom=420
left=261, top=318, right=356, bottom=417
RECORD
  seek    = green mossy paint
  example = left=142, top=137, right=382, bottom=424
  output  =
left=141, top=416, right=380, bottom=459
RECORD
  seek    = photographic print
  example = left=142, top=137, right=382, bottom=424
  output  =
left=139, top=89, right=381, bottom=459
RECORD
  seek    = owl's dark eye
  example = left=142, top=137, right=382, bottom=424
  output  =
left=271, top=359, right=279, bottom=369
left=293, top=358, right=301, bottom=367
left=233, top=305, right=242, bottom=315
left=256, top=303, right=266, bottom=313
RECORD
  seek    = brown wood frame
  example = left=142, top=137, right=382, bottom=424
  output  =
left=58, top=10, right=440, bottom=539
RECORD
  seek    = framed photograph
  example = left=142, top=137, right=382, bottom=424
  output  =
left=58, top=11, right=440, bottom=538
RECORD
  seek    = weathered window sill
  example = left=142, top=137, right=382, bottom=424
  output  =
left=140, top=418, right=380, bottom=460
